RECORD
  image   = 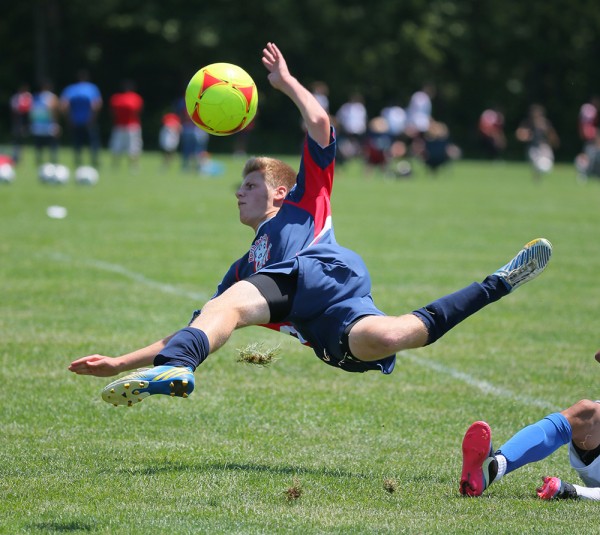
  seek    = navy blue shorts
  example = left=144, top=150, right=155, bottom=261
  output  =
left=250, top=243, right=396, bottom=375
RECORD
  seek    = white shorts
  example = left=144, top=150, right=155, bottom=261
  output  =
left=159, top=126, right=180, bottom=152
left=569, top=443, right=600, bottom=487
left=528, top=143, right=554, bottom=173
left=110, top=125, right=143, bottom=156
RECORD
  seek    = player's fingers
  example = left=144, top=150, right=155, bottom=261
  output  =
left=71, top=354, right=104, bottom=364
left=68, top=363, right=92, bottom=374
left=69, top=356, right=93, bottom=366
left=270, top=43, right=281, bottom=57
left=261, top=58, right=274, bottom=73
left=262, top=46, right=275, bottom=63
left=68, top=355, right=107, bottom=373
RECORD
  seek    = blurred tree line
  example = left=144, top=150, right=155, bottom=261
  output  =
left=2, top=0, right=599, bottom=159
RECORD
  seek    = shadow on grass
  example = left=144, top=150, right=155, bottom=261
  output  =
left=28, top=520, right=94, bottom=532
left=106, top=459, right=369, bottom=480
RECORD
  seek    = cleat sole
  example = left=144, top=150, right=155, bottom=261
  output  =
left=460, top=421, right=492, bottom=497
left=101, top=375, right=194, bottom=407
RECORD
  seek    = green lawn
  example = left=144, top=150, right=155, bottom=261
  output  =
left=1, top=149, right=600, bottom=533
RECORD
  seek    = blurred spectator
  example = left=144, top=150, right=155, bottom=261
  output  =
left=364, top=116, right=393, bottom=176
left=176, top=96, right=209, bottom=172
left=405, top=84, right=436, bottom=164
left=0, top=154, right=16, bottom=183
left=478, top=107, right=506, bottom=160
left=159, top=112, right=181, bottom=168
left=405, top=83, right=435, bottom=140
left=300, top=81, right=329, bottom=138
left=60, top=70, right=103, bottom=168
left=310, top=81, right=330, bottom=113
left=578, top=95, right=600, bottom=151
left=9, top=83, right=32, bottom=163
left=380, top=103, right=407, bottom=141
left=109, top=80, right=144, bottom=171
left=335, top=92, right=367, bottom=163
left=29, top=79, right=60, bottom=165
left=379, top=102, right=411, bottom=178
left=421, top=120, right=461, bottom=175
left=516, top=104, right=560, bottom=179
left=575, top=131, right=600, bottom=181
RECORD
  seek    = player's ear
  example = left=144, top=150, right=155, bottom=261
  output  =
left=273, top=185, right=288, bottom=200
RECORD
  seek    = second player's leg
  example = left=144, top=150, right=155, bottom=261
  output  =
left=563, top=399, right=600, bottom=451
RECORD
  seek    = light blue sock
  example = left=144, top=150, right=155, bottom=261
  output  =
left=497, top=412, right=572, bottom=474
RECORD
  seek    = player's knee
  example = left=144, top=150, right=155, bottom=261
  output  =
left=362, top=330, right=399, bottom=356
left=198, top=297, right=239, bottom=322
left=564, top=399, right=600, bottom=431
left=570, top=399, right=598, bottom=417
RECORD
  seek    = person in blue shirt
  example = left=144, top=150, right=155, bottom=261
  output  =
left=30, top=79, right=60, bottom=165
left=60, top=70, right=103, bottom=168
left=460, top=349, right=600, bottom=501
left=69, top=43, right=553, bottom=407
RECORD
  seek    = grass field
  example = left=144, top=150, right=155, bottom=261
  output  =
left=1, top=148, right=600, bottom=534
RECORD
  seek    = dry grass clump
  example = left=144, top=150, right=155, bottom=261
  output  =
left=237, top=343, right=280, bottom=366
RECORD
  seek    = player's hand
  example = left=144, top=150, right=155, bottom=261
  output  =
left=262, top=42, right=292, bottom=91
left=595, top=349, right=600, bottom=364
left=68, top=354, right=122, bottom=377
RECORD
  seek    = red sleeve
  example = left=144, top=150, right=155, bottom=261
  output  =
left=285, top=132, right=336, bottom=238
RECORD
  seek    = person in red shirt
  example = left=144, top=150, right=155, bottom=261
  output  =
left=159, top=112, right=182, bottom=168
left=109, top=80, right=144, bottom=170
left=9, top=83, right=33, bottom=163
left=478, top=108, right=506, bottom=160
left=578, top=96, right=600, bottom=151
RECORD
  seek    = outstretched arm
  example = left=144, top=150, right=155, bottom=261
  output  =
left=68, top=334, right=175, bottom=377
left=262, top=42, right=330, bottom=147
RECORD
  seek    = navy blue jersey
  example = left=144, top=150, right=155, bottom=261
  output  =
left=207, top=128, right=395, bottom=374
left=215, top=130, right=337, bottom=295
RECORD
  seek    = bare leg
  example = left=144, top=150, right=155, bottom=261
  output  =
left=189, top=280, right=271, bottom=353
left=348, top=314, right=429, bottom=361
left=563, top=399, right=600, bottom=451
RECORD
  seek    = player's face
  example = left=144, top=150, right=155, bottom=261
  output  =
left=236, top=171, right=280, bottom=231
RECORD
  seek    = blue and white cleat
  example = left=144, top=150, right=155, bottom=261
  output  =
left=101, top=365, right=195, bottom=407
left=494, top=238, right=552, bottom=292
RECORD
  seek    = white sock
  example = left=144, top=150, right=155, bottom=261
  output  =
left=495, top=454, right=507, bottom=481
left=573, top=484, right=600, bottom=501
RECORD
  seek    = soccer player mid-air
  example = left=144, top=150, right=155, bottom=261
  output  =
left=69, top=42, right=553, bottom=408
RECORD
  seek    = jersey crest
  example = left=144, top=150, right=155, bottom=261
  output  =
left=249, top=234, right=272, bottom=271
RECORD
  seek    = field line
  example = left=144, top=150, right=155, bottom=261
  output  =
left=46, top=252, right=208, bottom=302
left=403, top=352, right=559, bottom=411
